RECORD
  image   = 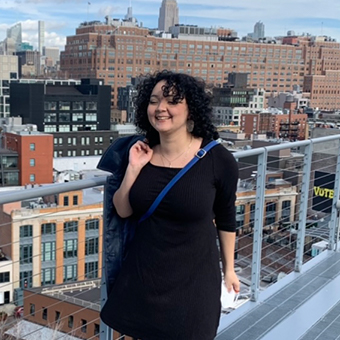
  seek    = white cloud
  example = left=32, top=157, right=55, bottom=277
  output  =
left=97, top=6, right=120, bottom=18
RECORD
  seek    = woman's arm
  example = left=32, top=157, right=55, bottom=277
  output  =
left=218, top=230, right=240, bottom=293
left=113, top=140, right=153, bottom=218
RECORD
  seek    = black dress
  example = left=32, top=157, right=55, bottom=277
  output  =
left=101, top=140, right=238, bottom=340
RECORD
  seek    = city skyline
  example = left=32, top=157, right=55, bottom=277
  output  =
left=0, top=0, right=340, bottom=50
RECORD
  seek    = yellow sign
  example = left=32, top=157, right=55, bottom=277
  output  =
left=313, top=186, right=334, bottom=199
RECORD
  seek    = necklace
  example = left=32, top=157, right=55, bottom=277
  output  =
left=160, top=136, right=193, bottom=168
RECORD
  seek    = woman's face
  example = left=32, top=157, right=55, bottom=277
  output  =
left=147, top=80, right=190, bottom=136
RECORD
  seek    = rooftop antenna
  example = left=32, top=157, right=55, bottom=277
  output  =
left=321, top=21, right=324, bottom=36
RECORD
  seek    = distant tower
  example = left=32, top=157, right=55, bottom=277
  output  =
left=158, top=0, right=179, bottom=32
left=38, top=21, right=45, bottom=56
left=7, top=23, right=22, bottom=51
left=253, top=21, right=265, bottom=41
left=125, top=0, right=133, bottom=21
left=124, top=1, right=137, bottom=24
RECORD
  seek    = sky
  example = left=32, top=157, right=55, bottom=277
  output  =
left=1, top=0, right=340, bottom=51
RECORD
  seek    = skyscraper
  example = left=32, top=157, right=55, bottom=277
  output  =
left=43, top=47, right=60, bottom=66
left=253, top=21, right=265, bottom=41
left=6, top=23, right=22, bottom=52
left=38, top=21, right=45, bottom=56
left=158, top=0, right=179, bottom=32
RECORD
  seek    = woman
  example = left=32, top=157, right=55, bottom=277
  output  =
left=100, top=71, right=239, bottom=339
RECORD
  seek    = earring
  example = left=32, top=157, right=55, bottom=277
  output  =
left=187, top=120, right=194, bottom=133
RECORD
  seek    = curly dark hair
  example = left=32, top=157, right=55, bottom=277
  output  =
left=134, top=70, right=219, bottom=146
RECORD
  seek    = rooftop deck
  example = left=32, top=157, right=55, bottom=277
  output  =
left=217, top=250, right=340, bottom=340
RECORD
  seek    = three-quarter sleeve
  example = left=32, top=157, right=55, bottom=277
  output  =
left=212, top=145, right=239, bottom=232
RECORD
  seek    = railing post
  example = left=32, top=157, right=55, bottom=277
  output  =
left=328, top=140, right=340, bottom=251
left=295, top=142, right=313, bottom=272
left=100, top=184, right=113, bottom=340
left=250, top=149, right=267, bottom=302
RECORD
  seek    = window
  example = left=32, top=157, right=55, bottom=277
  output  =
left=63, top=196, right=69, bottom=206
left=20, top=245, right=33, bottom=264
left=265, top=202, right=277, bottom=226
left=2, top=156, right=18, bottom=168
left=59, top=125, right=70, bottom=132
left=86, top=113, right=97, bottom=121
left=29, top=174, right=35, bottom=182
left=45, top=125, right=57, bottom=132
left=72, top=113, right=83, bottom=122
left=59, top=101, right=70, bottom=110
left=20, top=225, right=33, bottom=238
left=68, top=315, right=74, bottom=328
left=73, top=101, right=83, bottom=110
left=86, top=102, right=97, bottom=110
left=281, top=200, right=291, bottom=222
left=55, top=311, right=61, bottom=323
left=235, top=205, right=245, bottom=229
left=86, top=219, right=99, bottom=230
left=249, top=204, right=256, bottom=228
left=44, top=113, right=56, bottom=122
left=30, top=143, right=35, bottom=151
left=63, top=264, right=77, bottom=282
left=73, top=195, right=78, bottom=205
left=81, top=137, right=90, bottom=145
left=41, top=242, right=56, bottom=261
left=64, top=239, right=78, bottom=258
left=81, top=319, right=87, bottom=333
left=44, top=101, right=57, bottom=110
left=20, top=271, right=32, bottom=288
left=42, top=307, right=48, bottom=320
left=85, top=261, right=98, bottom=279
left=64, top=221, right=78, bottom=233
left=30, top=303, right=35, bottom=316
left=85, top=238, right=99, bottom=255
left=41, top=268, right=56, bottom=285
left=59, top=112, right=70, bottom=122
left=94, top=323, right=100, bottom=336
left=0, top=272, right=10, bottom=283
left=41, top=223, right=56, bottom=235
left=30, top=159, right=35, bottom=167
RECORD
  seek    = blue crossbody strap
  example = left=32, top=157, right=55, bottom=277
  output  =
left=139, top=139, right=220, bottom=223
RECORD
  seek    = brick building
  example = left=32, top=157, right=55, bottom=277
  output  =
left=60, top=18, right=340, bottom=110
left=2, top=131, right=53, bottom=186
left=304, top=70, right=340, bottom=110
left=241, top=112, right=308, bottom=140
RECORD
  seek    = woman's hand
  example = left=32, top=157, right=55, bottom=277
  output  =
left=223, top=269, right=240, bottom=293
left=129, top=141, right=153, bottom=170
left=113, top=140, right=153, bottom=218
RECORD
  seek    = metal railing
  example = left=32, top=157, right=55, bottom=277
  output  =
left=0, top=135, right=339, bottom=340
